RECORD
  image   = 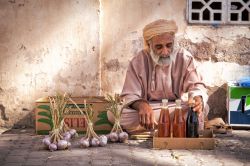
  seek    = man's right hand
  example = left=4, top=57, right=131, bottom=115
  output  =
left=131, top=100, right=155, bottom=130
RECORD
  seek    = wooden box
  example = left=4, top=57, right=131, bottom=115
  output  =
left=153, top=130, right=215, bottom=150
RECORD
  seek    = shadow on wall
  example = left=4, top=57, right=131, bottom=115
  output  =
left=0, top=104, right=9, bottom=121
left=207, top=83, right=228, bottom=122
left=11, top=109, right=35, bottom=129
left=0, top=105, right=34, bottom=129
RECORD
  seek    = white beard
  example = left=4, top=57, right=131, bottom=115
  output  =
left=150, top=48, right=173, bottom=66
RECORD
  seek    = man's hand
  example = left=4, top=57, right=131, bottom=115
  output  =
left=131, top=100, right=155, bottom=130
left=193, top=96, right=203, bottom=116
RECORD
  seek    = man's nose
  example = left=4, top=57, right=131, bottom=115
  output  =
left=161, top=47, right=170, bottom=57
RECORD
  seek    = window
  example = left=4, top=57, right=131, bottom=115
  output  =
left=187, top=0, right=250, bottom=25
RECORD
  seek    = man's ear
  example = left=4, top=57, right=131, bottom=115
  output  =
left=146, top=40, right=153, bottom=51
left=145, top=41, right=151, bottom=53
left=148, top=40, right=153, bottom=48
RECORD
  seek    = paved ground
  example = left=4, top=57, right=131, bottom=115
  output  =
left=0, top=128, right=249, bottom=166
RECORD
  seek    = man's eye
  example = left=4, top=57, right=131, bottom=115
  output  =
left=155, top=45, right=163, bottom=49
left=166, top=43, right=173, bottom=48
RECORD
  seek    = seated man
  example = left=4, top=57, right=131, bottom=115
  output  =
left=109, top=19, right=209, bottom=134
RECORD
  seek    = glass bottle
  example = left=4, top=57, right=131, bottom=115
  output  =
left=158, top=99, right=170, bottom=137
left=186, top=97, right=199, bottom=138
left=173, top=99, right=186, bottom=137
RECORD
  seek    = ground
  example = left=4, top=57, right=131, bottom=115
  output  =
left=0, top=128, right=249, bottom=166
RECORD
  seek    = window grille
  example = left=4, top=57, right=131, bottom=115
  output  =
left=187, top=0, right=250, bottom=25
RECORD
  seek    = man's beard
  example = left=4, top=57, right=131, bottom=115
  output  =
left=149, top=48, right=173, bottom=66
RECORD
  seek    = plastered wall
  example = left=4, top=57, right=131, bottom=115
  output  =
left=0, top=0, right=249, bottom=127
left=0, top=0, right=100, bottom=127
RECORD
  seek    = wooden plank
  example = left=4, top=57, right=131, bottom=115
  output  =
left=153, top=137, right=214, bottom=150
left=153, top=130, right=215, bottom=150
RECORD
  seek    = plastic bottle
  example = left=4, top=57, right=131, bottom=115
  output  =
left=158, top=99, right=170, bottom=137
left=173, top=99, right=186, bottom=137
left=186, top=97, right=199, bottom=138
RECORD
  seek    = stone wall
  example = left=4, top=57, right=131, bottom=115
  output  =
left=0, top=0, right=249, bottom=127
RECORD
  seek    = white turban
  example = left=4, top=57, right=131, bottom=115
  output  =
left=143, top=19, right=178, bottom=50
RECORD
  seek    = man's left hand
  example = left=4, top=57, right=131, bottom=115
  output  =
left=193, top=96, right=203, bottom=116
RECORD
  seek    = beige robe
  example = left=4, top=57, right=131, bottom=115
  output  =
left=111, top=48, right=208, bottom=132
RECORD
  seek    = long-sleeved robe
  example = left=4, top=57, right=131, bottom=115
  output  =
left=111, top=48, right=209, bottom=132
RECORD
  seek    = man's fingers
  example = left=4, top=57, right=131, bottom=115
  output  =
left=194, top=102, right=202, bottom=110
left=146, top=113, right=151, bottom=129
left=194, top=96, right=203, bottom=114
left=194, top=102, right=202, bottom=115
left=139, top=113, right=144, bottom=126
left=144, top=113, right=148, bottom=129
left=145, top=113, right=150, bottom=129
left=138, top=104, right=154, bottom=130
left=142, top=115, right=146, bottom=126
left=139, top=112, right=154, bottom=129
left=150, top=113, right=155, bottom=129
left=154, top=120, right=158, bottom=127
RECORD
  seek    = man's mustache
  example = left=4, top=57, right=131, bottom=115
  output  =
left=150, top=49, right=173, bottom=66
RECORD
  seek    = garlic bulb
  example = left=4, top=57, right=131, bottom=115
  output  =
left=91, top=138, right=100, bottom=147
left=69, top=129, right=77, bottom=137
left=109, top=132, right=119, bottom=142
left=49, top=143, right=57, bottom=152
left=67, top=142, right=71, bottom=148
left=79, top=138, right=90, bottom=148
left=119, top=132, right=128, bottom=143
left=99, top=135, right=108, bottom=146
left=63, top=131, right=70, bottom=137
left=57, top=140, right=68, bottom=150
left=63, top=132, right=71, bottom=141
left=42, top=137, right=51, bottom=148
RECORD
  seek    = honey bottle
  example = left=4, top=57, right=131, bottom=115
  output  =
left=158, top=99, right=170, bottom=137
left=173, top=99, right=186, bottom=137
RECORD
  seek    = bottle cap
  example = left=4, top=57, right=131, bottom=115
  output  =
left=162, top=99, right=168, bottom=103
left=175, top=99, right=181, bottom=107
left=162, top=99, right=168, bottom=108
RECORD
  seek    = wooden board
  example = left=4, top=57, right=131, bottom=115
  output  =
left=153, top=130, right=215, bottom=150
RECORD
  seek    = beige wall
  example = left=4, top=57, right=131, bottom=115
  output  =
left=0, top=0, right=249, bottom=127
left=0, top=0, right=100, bottom=127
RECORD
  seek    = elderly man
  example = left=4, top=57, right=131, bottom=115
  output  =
left=111, top=19, right=208, bottom=134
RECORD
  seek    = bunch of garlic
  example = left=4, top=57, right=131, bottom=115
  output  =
left=79, top=122, right=108, bottom=148
left=105, top=94, right=128, bottom=143
left=42, top=93, right=73, bottom=151
left=42, top=129, right=72, bottom=151
left=69, top=98, right=108, bottom=148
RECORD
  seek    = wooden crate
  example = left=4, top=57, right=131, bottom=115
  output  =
left=153, top=130, right=215, bottom=150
